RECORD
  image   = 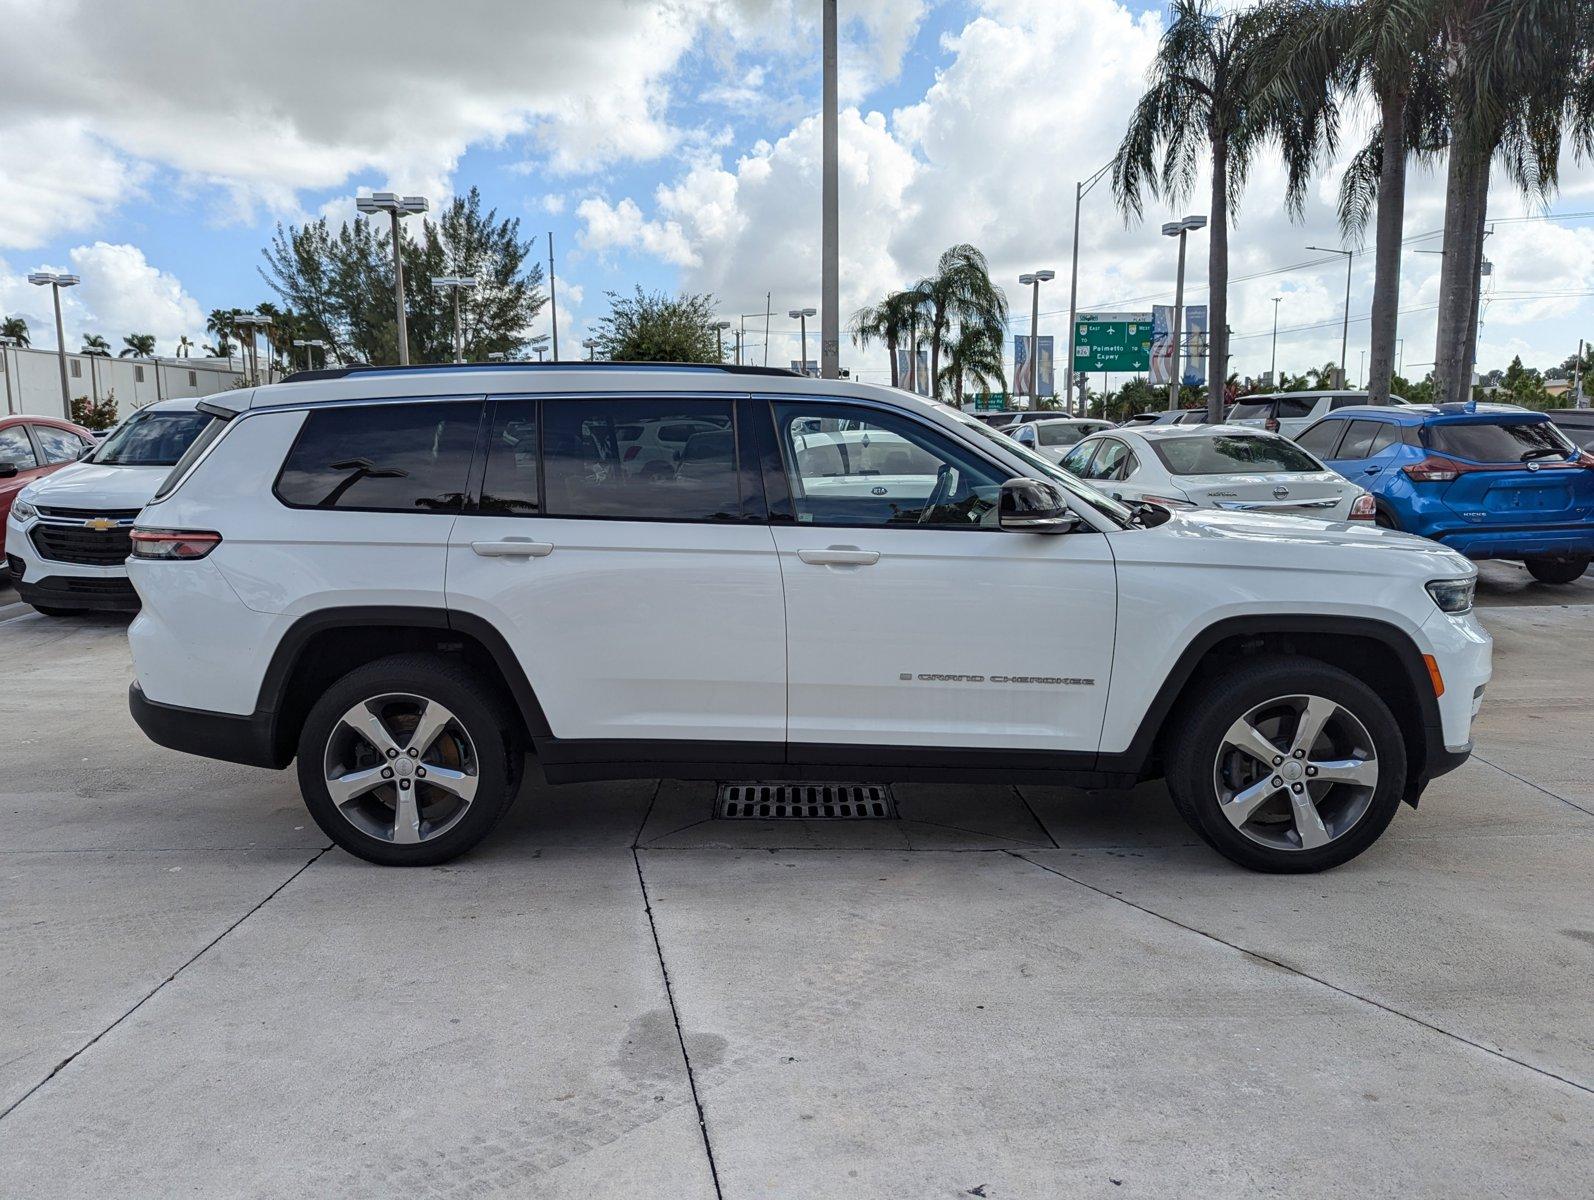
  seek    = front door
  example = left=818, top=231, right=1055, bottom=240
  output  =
left=446, top=394, right=786, bottom=744
left=764, top=399, right=1117, bottom=753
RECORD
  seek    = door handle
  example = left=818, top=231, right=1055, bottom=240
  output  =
left=471, top=539, right=554, bottom=558
left=797, top=547, right=880, bottom=566
left=1364, top=466, right=1381, bottom=475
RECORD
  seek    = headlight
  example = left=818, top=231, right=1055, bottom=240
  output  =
left=1426, top=577, right=1475, bottom=614
left=9, top=497, right=36, bottom=523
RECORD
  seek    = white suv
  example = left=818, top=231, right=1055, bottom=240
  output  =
left=1227, top=391, right=1408, bottom=439
left=125, top=364, right=1491, bottom=872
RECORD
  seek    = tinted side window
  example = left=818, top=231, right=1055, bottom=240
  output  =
left=1336, top=420, right=1383, bottom=459
left=1275, top=397, right=1315, bottom=419
left=1084, top=439, right=1131, bottom=480
left=478, top=401, right=540, bottom=515
left=0, top=426, right=38, bottom=469
left=543, top=398, right=739, bottom=521
left=275, top=401, right=480, bottom=512
left=1366, top=423, right=1401, bottom=457
left=1295, top=420, right=1345, bottom=457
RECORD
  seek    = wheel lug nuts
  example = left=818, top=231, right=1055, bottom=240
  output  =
left=399, top=779, right=411, bottom=790
left=1273, top=755, right=1283, bottom=766
left=1306, top=766, right=1317, bottom=777
left=1272, top=776, right=1283, bottom=787
left=407, top=748, right=419, bottom=757
left=1291, top=782, right=1304, bottom=793
left=415, top=767, right=426, bottom=778
left=381, top=767, right=393, bottom=779
left=386, top=748, right=398, bottom=759
left=1293, top=749, right=1305, bottom=759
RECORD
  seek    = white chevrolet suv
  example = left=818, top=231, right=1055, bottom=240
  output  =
left=125, top=364, right=1491, bottom=872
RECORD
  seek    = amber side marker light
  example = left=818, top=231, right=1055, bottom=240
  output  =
left=1422, top=654, right=1446, bottom=698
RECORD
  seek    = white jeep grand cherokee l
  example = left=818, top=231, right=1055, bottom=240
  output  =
left=126, top=363, right=1490, bottom=872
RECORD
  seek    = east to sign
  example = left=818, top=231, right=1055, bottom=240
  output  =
left=1074, top=312, right=1153, bottom=372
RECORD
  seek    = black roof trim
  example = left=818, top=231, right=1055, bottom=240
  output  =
left=282, top=361, right=802, bottom=384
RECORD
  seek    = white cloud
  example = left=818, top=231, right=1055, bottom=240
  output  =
left=0, top=244, right=204, bottom=353
left=0, top=120, right=149, bottom=249
left=577, top=197, right=700, bottom=267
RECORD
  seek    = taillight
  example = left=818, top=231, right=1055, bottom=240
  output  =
left=1264, top=418, right=1280, bottom=433
left=1349, top=493, right=1377, bottom=520
left=1402, top=456, right=1464, bottom=483
left=130, top=529, right=222, bottom=560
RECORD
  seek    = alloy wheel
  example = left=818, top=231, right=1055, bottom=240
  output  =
left=1211, top=693, right=1379, bottom=852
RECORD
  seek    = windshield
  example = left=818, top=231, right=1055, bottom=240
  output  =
left=93, top=409, right=211, bottom=467
left=1425, top=418, right=1575, bottom=463
left=1153, top=434, right=1323, bottom=475
left=947, top=409, right=1134, bottom=528
left=1227, top=401, right=1273, bottom=420
left=1037, top=423, right=1101, bottom=447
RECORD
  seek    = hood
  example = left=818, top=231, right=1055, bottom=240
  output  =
left=1120, top=506, right=1474, bottom=577
left=18, top=460, right=168, bottom=511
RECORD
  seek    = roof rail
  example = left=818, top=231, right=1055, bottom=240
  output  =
left=281, top=361, right=803, bottom=383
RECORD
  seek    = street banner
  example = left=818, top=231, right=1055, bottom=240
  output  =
left=1183, top=304, right=1208, bottom=386
left=1013, top=335, right=1055, bottom=397
left=894, top=347, right=932, bottom=395
left=1150, top=306, right=1176, bottom=385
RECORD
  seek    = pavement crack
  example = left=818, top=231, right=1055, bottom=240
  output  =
left=0, top=845, right=330, bottom=1124
left=1011, top=785, right=1061, bottom=848
left=631, top=779, right=665, bottom=849
left=1006, top=850, right=1594, bottom=1099
left=632, top=847, right=724, bottom=1200
left=1470, top=752, right=1594, bottom=818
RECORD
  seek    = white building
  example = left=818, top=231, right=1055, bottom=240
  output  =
left=0, top=344, right=256, bottom=420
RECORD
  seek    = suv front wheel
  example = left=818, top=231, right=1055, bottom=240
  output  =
left=1166, top=657, right=1407, bottom=873
left=296, top=654, right=522, bottom=866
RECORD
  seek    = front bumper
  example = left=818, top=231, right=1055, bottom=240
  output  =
left=17, top=573, right=140, bottom=611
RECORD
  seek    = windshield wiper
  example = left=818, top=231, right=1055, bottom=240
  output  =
left=1520, top=447, right=1565, bottom=461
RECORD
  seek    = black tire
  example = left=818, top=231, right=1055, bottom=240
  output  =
left=1165, top=655, right=1408, bottom=873
left=1525, top=556, right=1589, bottom=585
left=296, top=653, right=523, bottom=866
left=1374, top=508, right=1399, bottom=531
left=29, top=604, right=82, bottom=617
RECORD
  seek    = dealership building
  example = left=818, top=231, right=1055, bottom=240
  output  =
left=0, top=344, right=255, bottom=420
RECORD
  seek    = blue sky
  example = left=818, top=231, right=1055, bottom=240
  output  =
left=3, top=0, right=1593, bottom=385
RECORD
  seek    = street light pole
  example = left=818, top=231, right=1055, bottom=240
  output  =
left=28, top=271, right=80, bottom=418
left=1017, top=271, right=1055, bottom=407
left=1065, top=161, right=1112, bottom=415
left=1161, top=216, right=1206, bottom=413
left=356, top=193, right=429, bottom=364
left=789, top=308, right=816, bottom=375
left=820, top=0, right=839, bottom=379
left=582, top=338, right=597, bottom=361
left=1307, top=245, right=1354, bottom=389
left=547, top=231, right=560, bottom=362
left=713, top=320, right=732, bottom=363
left=1270, top=296, right=1282, bottom=386
left=432, top=276, right=479, bottom=362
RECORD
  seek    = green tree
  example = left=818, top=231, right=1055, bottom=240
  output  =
left=120, top=333, right=156, bottom=357
left=914, top=244, right=1008, bottom=400
left=1431, top=0, right=1594, bottom=404
left=591, top=287, right=719, bottom=363
left=206, top=308, right=242, bottom=368
left=937, top=323, right=1007, bottom=409
left=1497, top=354, right=1551, bottom=407
left=1113, top=0, right=1337, bottom=421
left=1390, top=370, right=1435, bottom=404
left=81, top=333, right=111, bottom=356
left=850, top=289, right=924, bottom=389
left=1, top=316, right=28, bottom=346
left=176, top=335, right=195, bottom=358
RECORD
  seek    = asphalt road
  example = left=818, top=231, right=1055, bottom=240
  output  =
left=0, top=580, right=1591, bottom=1197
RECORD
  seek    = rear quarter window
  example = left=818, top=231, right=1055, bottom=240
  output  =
left=275, top=401, right=481, bottom=512
left=1227, top=401, right=1273, bottom=421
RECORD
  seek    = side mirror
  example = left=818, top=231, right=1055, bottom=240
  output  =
left=999, top=478, right=1080, bottom=533
left=77, top=444, right=96, bottom=460
left=0, top=461, right=17, bottom=478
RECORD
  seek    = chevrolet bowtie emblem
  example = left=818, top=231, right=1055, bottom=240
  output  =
left=82, top=517, right=117, bottom=531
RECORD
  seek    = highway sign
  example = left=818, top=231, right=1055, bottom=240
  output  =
left=1074, top=312, right=1153, bottom=373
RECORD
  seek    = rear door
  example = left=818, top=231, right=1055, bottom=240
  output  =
left=1425, top=414, right=1593, bottom=529
left=445, top=394, right=785, bottom=744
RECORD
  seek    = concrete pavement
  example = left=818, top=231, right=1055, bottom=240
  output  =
left=0, top=596, right=1590, bottom=1197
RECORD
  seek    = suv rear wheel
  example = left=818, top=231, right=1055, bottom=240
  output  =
left=1165, top=656, right=1407, bottom=872
left=296, top=654, right=523, bottom=866
left=1525, top=555, right=1589, bottom=585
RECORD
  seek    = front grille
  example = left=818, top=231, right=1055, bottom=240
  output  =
left=715, top=782, right=896, bottom=820
left=49, top=576, right=136, bottom=596
left=35, top=506, right=142, bottom=521
left=30, top=523, right=134, bottom=566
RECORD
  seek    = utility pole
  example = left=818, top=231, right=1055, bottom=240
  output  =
left=820, top=0, right=840, bottom=379
left=1575, top=338, right=1586, bottom=409
left=28, top=271, right=79, bottom=418
left=548, top=232, right=559, bottom=362
left=1269, top=296, right=1282, bottom=387
left=763, top=292, right=772, bottom=367
left=1065, top=161, right=1112, bottom=414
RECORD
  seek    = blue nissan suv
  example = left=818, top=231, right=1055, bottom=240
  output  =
left=1296, top=402, right=1594, bottom=583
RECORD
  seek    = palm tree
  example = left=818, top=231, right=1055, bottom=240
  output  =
left=81, top=334, right=111, bottom=356
left=120, top=333, right=156, bottom=358
left=206, top=308, right=243, bottom=371
left=1429, top=0, right=1594, bottom=403
left=915, top=245, right=1008, bottom=400
left=937, top=324, right=1007, bottom=409
left=850, top=289, right=923, bottom=389
left=1, top=316, right=28, bottom=346
left=175, top=335, right=193, bottom=358
left=1113, top=0, right=1335, bottom=420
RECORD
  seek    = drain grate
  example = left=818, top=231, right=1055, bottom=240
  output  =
left=715, top=782, right=897, bottom=820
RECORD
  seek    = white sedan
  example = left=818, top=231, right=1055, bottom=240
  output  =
left=1056, top=424, right=1377, bottom=521
left=1003, top=418, right=1116, bottom=463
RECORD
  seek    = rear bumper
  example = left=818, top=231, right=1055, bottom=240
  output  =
left=1431, top=524, right=1594, bottom=560
left=18, top=573, right=140, bottom=611
left=128, top=682, right=286, bottom=769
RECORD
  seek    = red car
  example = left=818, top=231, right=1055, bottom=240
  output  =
left=1, top=414, right=99, bottom=580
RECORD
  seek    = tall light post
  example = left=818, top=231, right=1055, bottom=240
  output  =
left=713, top=320, right=732, bottom=363
left=0, top=334, right=19, bottom=416
left=356, top=192, right=429, bottom=365
left=1161, top=215, right=1206, bottom=413
left=1270, top=296, right=1282, bottom=386
left=820, top=0, right=839, bottom=379
left=733, top=326, right=744, bottom=365
left=292, top=338, right=327, bottom=371
left=27, top=271, right=79, bottom=418
left=582, top=338, right=597, bottom=361
left=789, top=307, right=816, bottom=375
left=1307, top=244, right=1354, bottom=389
left=1017, top=271, right=1055, bottom=407
left=431, top=276, right=479, bottom=362
left=1065, top=161, right=1113, bottom=413
left=233, top=312, right=272, bottom=385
